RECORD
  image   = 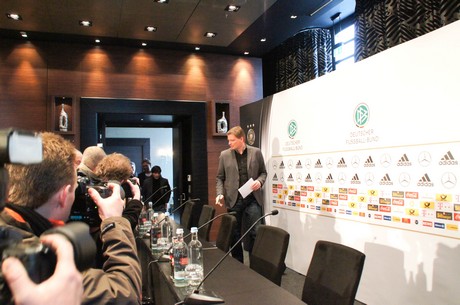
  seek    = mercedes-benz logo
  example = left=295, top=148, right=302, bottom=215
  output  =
left=399, top=172, right=411, bottom=187
left=272, top=160, right=278, bottom=170
left=315, top=173, right=322, bottom=184
left=418, top=151, right=432, bottom=167
left=338, top=173, right=346, bottom=184
left=380, top=153, right=391, bottom=168
left=351, top=156, right=360, bottom=168
left=365, top=173, right=374, bottom=186
left=296, top=172, right=302, bottom=183
left=326, top=157, right=333, bottom=169
left=441, top=172, right=457, bottom=189
left=305, top=159, right=311, bottom=169
left=288, top=159, right=293, bottom=170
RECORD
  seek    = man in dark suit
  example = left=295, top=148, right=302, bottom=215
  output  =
left=216, top=126, right=267, bottom=263
left=142, top=165, right=171, bottom=212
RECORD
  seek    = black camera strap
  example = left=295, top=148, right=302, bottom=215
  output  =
left=5, top=203, right=53, bottom=236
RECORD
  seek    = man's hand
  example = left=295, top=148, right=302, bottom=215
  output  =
left=89, top=182, right=124, bottom=220
left=125, top=178, right=141, bottom=200
left=215, top=194, right=224, bottom=207
left=251, top=180, right=261, bottom=191
left=1, top=234, right=83, bottom=305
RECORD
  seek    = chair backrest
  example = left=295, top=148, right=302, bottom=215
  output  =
left=215, top=214, right=237, bottom=252
left=302, top=240, right=366, bottom=305
left=197, top=205, right=216, bottom=241
left=180, top=201, right=195, bottom=230
left=249, top=225, right=290, bottom=286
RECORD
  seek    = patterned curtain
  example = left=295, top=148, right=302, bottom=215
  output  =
left=355, top=0, right=460, bottom=61
left=266, top=28, right=333, bottom=94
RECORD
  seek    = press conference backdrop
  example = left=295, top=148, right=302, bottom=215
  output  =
left=243, top=21, right=460, bottom=305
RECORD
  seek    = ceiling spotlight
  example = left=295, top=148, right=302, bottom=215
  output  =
left=204, top=32, right=217, bottom=38
left=79, top=20, right=92, bottom=27
left=153, top=0, right=169, bottom=3
left=95, top=39, right=101, bottom=43
left=244, top=51, right=249, bottom=55
left=145, top=26, right=157, bottom=32
left=6, top=13, right=22, bottom=20
left=20, top=31, right=27, bottom=38
left=260, top=38, right=266, bottom=42
left=141, top=42, right=147, bottom=46
left=195, top=47, right=200, bottom=51
left=290, top=15, right=297, bottom=19
left=225, top=5, right=240, bottom=12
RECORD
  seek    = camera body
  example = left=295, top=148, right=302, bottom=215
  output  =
left=69, top=174, right=112, bottom=227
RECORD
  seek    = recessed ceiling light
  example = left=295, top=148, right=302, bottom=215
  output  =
left=260, top=38, right=266, bottom=42
left=95, top=39, right=101, bottom=43
left=141, top=42, right=147, bottom=46
left=145, top=26, right=157, bottom=32
left=153, top=0, right=169, bottom=3
left=244, top=51, right=249, bottom=55
left=290, top=15, right=297, bottom=19
left=6, top=13, right=22, bottom=20
left=79, top=20, right=92, bottom=27
left=20, top=31, right=27, bottom=38
left=204, top=32, right=217, bottom=38
left=225, top=5, right=240, bottom=12
left=195, top=47, right=200, bottom=51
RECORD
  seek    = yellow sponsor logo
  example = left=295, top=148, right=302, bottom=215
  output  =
left=406, top=208, right=419, bottom=216
left=322, top=187, right=330, bottom=193
left=447, top=224, right=458, bottom=231
left=307, top=197, right=314, bottom=203
left=358, top=196, right=367, bottom=203
left=349, top=202, right=357, bottom=209
left=368, top=189, right=378, bottom=196
left=436, top=194, right=452, bottom=202
left=283, top=190, right=289, bottom=195
left=315, top=192, right=322, bottom=198
left=392, top=216, right=401, bottom=222
left=288, top=185, right=295, bottom=190
left=421, top=201, right=434, bottom=209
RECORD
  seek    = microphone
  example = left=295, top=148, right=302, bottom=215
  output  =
left=142, top=185, right=168, bottom=205
left=183, top=211, right=237, bottom=240
left=182, top=209, right=279, bottom=305
left=171, top=197, right=200, bottom=214
left=151, top=186, right=177, bottom=209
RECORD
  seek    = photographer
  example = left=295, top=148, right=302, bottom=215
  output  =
left=1, top=233, right=83, bottom=305
left=0, top=132, right=141, bottom=305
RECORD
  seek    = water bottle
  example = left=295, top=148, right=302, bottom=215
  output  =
left=161, top=212, right=172, bottom=250
left=169, top=236, right=178, bottom=278
left=137, top=204, right=148, bottom=238
left=185, top=227, right=204, bottom=288
left=173, top=228, right=188, bottom=287
left=150, top=212, right=162, bottom=258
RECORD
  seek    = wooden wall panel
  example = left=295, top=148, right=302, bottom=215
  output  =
left=0, top=38, right=263, bottom=240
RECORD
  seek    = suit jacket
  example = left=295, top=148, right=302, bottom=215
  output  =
left=216, top=145, right=267, bottom=208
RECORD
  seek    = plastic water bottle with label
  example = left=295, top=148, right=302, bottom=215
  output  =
left=173, top=228, right=188, bottom=287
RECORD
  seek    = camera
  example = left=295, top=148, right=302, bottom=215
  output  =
left=69, top=174, right=113, bottom=227
left=0, top=129, right=96, bottom=305
left=0, top=222, right=96, bottom=305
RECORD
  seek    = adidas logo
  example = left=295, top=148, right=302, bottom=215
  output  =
left=337, top=157, right=347, bottom=168
left=279, top=161, right=285, bottom=169
left=379, top=173, right=393, bottom=186
left=272, top=173, right=278, bottom=181
left=364, top=156, right=375, bottom=167
left=417, top=173, right=434, bottom=187
left=397, top=154, right=412, bottom=166
left=314, top=159, right=323, bottom=168
left=287, top=173, right=294, bottom=182
left=304, top=173, right=312, bottom=183
left=325, top=173, right=334, bottom=183
left=439, top=151, right=458, bottom=165
left=295, top=160, right=302, bottom=169
left=351, top=174, right=361, bottom=184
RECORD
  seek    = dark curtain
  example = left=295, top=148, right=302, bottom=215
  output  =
left=263, top=28, right=333, bottom=96
left=355, top=0, right=460, bottom=61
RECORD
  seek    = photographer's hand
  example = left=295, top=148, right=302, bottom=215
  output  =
left=88, top=182, right=124, bottom=220
left=125, top=178, right=141, bottom=200
left=1, top=234, right=83, bottom=305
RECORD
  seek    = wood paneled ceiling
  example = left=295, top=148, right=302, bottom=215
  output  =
left=0, top=0, right=354, bottom=57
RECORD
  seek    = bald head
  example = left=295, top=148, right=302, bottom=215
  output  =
left=81, top=146, right=106, bottom=171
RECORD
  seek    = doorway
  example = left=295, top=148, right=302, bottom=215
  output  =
left=79, top=98, right=208, bottom=219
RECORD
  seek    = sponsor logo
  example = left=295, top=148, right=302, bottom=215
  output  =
left=365, top=173, right=374, bottom=186
left=296, top=173, right=302, bottom=183
left=380, top=205, right=391, bottom=213
left=383, top=215, right=392, bottom=221
left=272, top=160, right=278, bottom=170
left=436, top=212, right=453, bottom=220
left=441, top=172, right=457, bottom=189
left=392, top=199, right=404, bottom=206
left=379, top=198, right=391, bottom=205
left=351, top=156, right=360, bottom=168
left=421, top=201, right=434, bottom=209
left=330, top=194, right=339, bottom=200
left=380, top=153, right=392, bottom=168
left=399, top=172, right=411, bottom=187
left=368, top=204, right=379, bottom=211
left=434, top=222, right=445, bottom=229
left=364, top=156, right=375, bottom=167
left=417, top=173, right=434, bottom=187
left=439, top=151, right=458, bottom=165
left=418, top=151, right=432, bottom=167
left=288, top=160, right=294, bottom=169
left=315, top=173, right=322, bottom=184
left=436, top=194, right=451, bottom=202
left=423, top=221, right=432, bottom=227
left=446, top=224, right=458, bottom=231
left=354, top=103, right=370, bottom=128
left=374, top=214, right=382, bottom=220
left=339, top=194, right=348, bottom=200
left=379, top=174, right=393, bottom=186
left=397, top=154, right=412, bottom=166
left=392, top=191, right=404, bottom=198
left=322, top=187, right=330, bottom=193
left=322, top=199, right=330, bottom=205
left=351, top=174, right=361, bottom=184
left=337, top=157, right=347, bottom=168
left=455, top=213, right=460, bottom=221
left=295, top=160, right=302, bottom=169
left=405, top=192, right=418, bottom=199
left=305, top=159, right=312, bottom=169
left=304, top=173, right=313, bottom=183
left=288, top=120, right=297, bottom=139
left=326, top=158, right=334, bottom=169
left=325, top=173, right=335, bottom=183
left=406, top=208, right=419, bottom=216
left=287, top=173, right=294, bottom=182
left=314, top=159, right=323, bottom=168
left=402, top=218, right=411, bottom=224
left=348, top=188, right=358, bottom=195
left=338, top=173, right=347, bottom=185
left=272, top=173, right=278, bottom=181
left=279, top=161, right=285, bottom=169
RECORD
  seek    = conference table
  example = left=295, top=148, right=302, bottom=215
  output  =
left=137, top=232, right=305, bottom=305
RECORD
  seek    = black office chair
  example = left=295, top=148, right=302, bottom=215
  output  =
left=249, top=225, right=290, bottom=286
left=197, top=204, right=215, bottom=241
left=215, top=214, right=237, bottom=252
left=302, top=240, right=366, bottom=305
left=180, top=200, right=196, bottom=230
